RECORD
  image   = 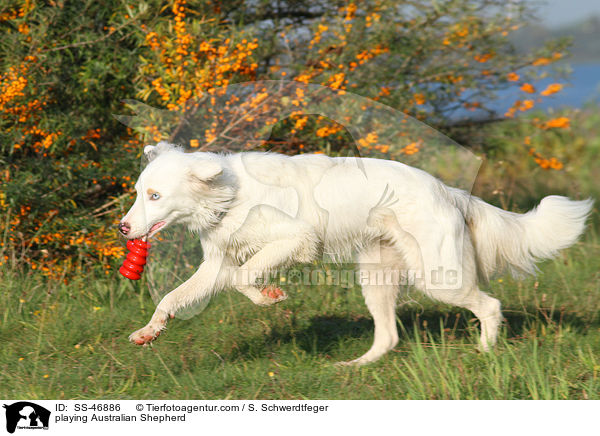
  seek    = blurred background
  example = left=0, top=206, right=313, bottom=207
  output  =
left=498, top=0, right=600, bottom=111
left=0, top=0, right=597, bottom=286
left=1, top=0, right=599, bottom=400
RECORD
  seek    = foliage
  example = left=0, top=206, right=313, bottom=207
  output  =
left=0, top=0, right=576, bottom=274
left=471, top=107, right=600, bottom=216
left=0, top=0, right=149, bottom=276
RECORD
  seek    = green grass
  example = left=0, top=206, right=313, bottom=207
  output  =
left=1, top=228, right=599, bottom=400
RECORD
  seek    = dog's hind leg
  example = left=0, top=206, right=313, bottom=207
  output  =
left=470, top=290, right=502, bottom=351
left=379, top=203, right=503, bottom=351
left=425, top=286, right=502, bottom=351
left=338, top=244, right=400, bottom=366
left=413, top=231, right=503, bottom=352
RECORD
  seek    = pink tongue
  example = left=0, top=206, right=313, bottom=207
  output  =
left=150, top=222, right=164, bottom=233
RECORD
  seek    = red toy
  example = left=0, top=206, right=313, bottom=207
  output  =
left=119, top=239, right=150, bottom=280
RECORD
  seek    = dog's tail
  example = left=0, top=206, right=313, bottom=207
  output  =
left=463, top=194, right=593, bottom=280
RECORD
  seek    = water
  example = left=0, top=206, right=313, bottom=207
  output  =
left=453, top=62, right=600, bottom=119
left=552, top=63, right=600, bottom=107
left=496, top=62, right=600, bottom=113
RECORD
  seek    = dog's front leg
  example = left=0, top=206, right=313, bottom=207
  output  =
left=236, top=284, right=287, bottom=306
left=129, top=256, right=229, bottom=345
left=234, top=235, right=317, bottom=306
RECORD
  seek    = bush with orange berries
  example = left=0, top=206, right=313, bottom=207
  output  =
left=0, top=0, right=574, bottom=276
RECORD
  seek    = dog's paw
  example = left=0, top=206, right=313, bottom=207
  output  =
left=259, top=286, right=288, bottom=306
left=129, top=323, right=164, bottom=346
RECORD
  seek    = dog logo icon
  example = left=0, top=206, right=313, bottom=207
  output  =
left=2, top=402, right=50, bottom=433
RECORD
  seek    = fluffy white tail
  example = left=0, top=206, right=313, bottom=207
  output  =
left=466, top=195, right=594, bottom=280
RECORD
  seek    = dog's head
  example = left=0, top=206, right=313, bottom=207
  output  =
left=119, top=142, right=231, bottom=239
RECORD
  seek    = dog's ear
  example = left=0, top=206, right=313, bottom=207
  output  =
left=187, top=160, right=223, bottom=189
left=144, top=145, right=158, bottom=162
left=144, top=141, right=180, bottom=162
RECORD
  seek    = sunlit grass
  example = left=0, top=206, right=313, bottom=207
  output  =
left=1, top=229, right=598, bottom=399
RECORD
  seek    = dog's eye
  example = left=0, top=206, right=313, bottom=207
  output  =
left=150, top=192, right=161, bottom=201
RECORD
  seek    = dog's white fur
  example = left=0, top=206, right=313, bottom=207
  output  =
left=121, top=142, right=593, bottom=365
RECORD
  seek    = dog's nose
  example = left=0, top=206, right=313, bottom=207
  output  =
left=118, top=221, right=131, bottom=236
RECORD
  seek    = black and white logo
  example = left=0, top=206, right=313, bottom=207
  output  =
left=3, top=402, right=50, bottom=434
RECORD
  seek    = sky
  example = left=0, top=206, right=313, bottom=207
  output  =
left=537, top=0, right=600, bottom=27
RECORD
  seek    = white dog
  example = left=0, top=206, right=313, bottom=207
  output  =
left=120, top=142, right=592, bottom=365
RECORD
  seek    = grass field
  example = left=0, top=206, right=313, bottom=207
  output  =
left=1, top=226, right=599, bottom=400
left=2, top=108, right=599, bottom=400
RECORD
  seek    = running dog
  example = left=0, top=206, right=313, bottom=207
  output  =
left=119, top=142, right=592, bottom=365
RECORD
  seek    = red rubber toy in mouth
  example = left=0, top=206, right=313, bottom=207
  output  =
left=119, top=239, right=150, bottom=280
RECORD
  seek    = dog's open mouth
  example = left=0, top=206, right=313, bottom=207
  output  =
left=147, top=221, right=166, bottom=239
